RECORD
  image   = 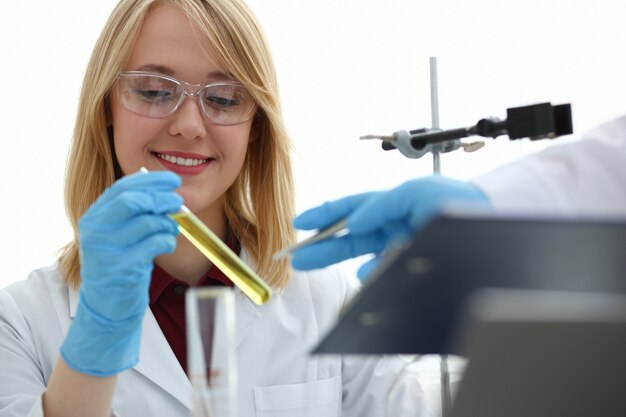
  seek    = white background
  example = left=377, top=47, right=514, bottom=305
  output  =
left=1, top=0, right=625, bottom=289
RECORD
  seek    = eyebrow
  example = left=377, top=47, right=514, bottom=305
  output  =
left=135, top=64, right=232, bottom=81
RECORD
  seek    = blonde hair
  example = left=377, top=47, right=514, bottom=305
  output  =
left=59, top=0, right=295, bottom=289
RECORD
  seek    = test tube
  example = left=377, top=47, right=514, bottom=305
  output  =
left=140, top=167, right=272, bottom=305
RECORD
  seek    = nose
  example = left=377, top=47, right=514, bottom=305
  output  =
left=168, top=96, right=207, bottom=140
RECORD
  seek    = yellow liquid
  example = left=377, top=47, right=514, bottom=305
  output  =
left=170, top=208, right=272, bottom=305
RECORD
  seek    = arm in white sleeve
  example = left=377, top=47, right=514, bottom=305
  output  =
left=0, top=290, right=47, bottom=417
left=0, top=288, right=120, bottom=417
left=472, top=115, right=626, bottom=217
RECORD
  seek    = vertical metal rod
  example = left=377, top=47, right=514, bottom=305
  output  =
left=440, top=354, right=452, bottom=417
left=430, top=56, right=451, bottom=417
left=429, top=56, right=440, bottom=129
left=430, top=56, right=441, bottom=174
left=433, top=148, right=441, bottom=174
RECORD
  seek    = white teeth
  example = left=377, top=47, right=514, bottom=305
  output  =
left=156, top=153, right=208, bottom=167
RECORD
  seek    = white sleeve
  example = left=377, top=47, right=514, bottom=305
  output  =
left=472, top=116, right=626, bottom=217
left=0, top=288, right=122, bottom=417
left=0, top=290, right=46, bottom=417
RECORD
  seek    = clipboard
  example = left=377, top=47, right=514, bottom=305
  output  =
left=313, top=211, right=626, bottom=354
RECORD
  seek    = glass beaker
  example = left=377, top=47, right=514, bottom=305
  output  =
left=186, top=287, right=238, bottom=417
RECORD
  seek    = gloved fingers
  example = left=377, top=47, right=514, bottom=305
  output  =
left=293, top=192, right=378, bottom=231
left=131, top=232, right=178, bottom=260
left=89, top=170, right=181, bottom=213
left=357, top=256, right=381, bottom=281
left=83, top=190, right=183, bottom=224
left=291, top=232, right=385, bottom=270
left=407, top=203, right=440, bottom=233
left=405, top=187, right=489, bottom=231
left=349, top=176, right=482, bottom=234
left=104, top=170, right=181, bottom=198
left=355, top=227, right=416, bottom=280
left=348, top=179, right=429, bottom=234
left=90, top=230, right=177, bottom=264
left=80, top=234, right=176, bottom=284
left=381, top=221, right=415, bottom=242
left=80, top=214, right=179, bottom=248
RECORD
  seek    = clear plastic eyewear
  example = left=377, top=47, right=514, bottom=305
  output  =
left=115, top=71, right=256, bottom=126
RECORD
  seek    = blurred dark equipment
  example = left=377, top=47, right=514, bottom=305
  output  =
left=449, top=289, right=626, bottom=417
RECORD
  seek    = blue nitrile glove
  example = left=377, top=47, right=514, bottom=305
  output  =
left=60, top=170, right=183, bottom=376
left=291, top=176, right=489, bottom=280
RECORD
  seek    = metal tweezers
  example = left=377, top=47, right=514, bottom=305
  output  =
left=272, top=218, right=348, bottom=260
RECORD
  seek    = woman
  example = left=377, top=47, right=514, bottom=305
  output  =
left=0, top=1, right=430, bottom=416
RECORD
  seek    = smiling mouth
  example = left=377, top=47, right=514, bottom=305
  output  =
left=154, top=152, right=210, bottom=167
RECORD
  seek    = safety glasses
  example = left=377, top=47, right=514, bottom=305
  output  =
left=115, top=71, right=256, bottom=126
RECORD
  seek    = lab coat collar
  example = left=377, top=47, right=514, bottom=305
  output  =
left=68, top=286, right=78, bottom=318
left=135, top=309, right=193, bottom=409
left=233, top=247, right=263, bottom=349
left=232, top=284, right=262, bottom=349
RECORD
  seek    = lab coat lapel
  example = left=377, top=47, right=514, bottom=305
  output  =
left=234, top=249, right=263, bottom=349
left=134, top=310, right=192, bottom=409
left=68, top=287, right=79, bottom=319
left=233, top=288, right=262, bottom=349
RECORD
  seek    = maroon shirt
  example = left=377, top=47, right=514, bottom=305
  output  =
left=149, top=238, right=238, bottom=374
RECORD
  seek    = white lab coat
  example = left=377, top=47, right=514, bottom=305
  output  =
left=473, top=115, right=626, bottom=216
left=0, top=250, right=431, bottom=417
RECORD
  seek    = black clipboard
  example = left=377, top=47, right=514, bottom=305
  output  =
left=313, top=211, right=626, bottom=354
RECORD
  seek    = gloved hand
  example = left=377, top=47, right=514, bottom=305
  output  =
left=291, top=176, right=489, bottom=280
left=60, top=170, right=183, bottom=376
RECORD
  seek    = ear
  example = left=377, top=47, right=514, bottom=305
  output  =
left=107, top=125, right=123, bottom=180
left=248, top=117, right=260, bottom=143
left=104, top=96, right=112, bottom=127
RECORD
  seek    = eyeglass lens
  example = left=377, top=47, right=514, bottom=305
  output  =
left=117, top=74, right=255, bottom=125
